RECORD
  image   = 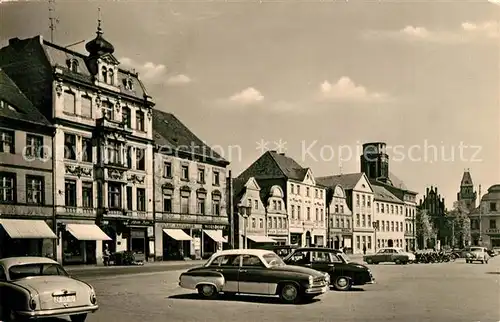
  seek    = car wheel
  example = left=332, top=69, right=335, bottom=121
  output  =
left=334, top=276, right=352, bottom=291
left=366, top=258, right=373, bottom=264
left=70, top=313, right=88, bottom=322
left=197, top=284, right=218, bottom=299
left=279, top=283, right=300, bottom=304
left=395, top=259, right=402, bottom=265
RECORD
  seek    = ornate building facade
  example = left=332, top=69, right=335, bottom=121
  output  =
left=0, top=26, right=155, bottom=264
left=469, top=184, right=500, bottom=248
left=324, top=184, right=353, bottom=250
left=419, top=186, right=446, bottom=248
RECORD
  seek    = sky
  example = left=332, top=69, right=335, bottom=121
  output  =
left=0, top=0, right=499, bottom=208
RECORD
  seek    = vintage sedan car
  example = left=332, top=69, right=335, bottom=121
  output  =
left=363, top=247, right=416, bottom=265
left=178, top=249, right=329, bottom=303
left=257, top=245, right=300, bottom=259
left=0, top=257, right=98, bottom=321
left=283, top=247, right=375, bottom=291
left=465, top=247, right=490, bottom=264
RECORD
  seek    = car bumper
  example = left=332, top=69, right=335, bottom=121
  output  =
left=17, top=305, right=99, bottom=318
left=304, top=285, right=328, bottom=295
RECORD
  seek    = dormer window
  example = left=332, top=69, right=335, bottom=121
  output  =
left=123, top=78, right=134, bottom=90
left=102, top=69, right=108, bottom=83
left=66, top=58, right=78, bottom=73
left=0, top=100, right=19, bottom=112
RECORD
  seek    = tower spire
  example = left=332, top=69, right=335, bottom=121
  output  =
left=48, top=0, right=59, bottom=42
left=97, top=7, right=102, bottom=35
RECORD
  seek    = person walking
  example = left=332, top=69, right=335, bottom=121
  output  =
left=363, top=244, right=367, bottom=255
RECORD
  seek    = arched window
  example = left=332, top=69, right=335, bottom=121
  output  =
left=102, top=69, right=108, bottom=83
left=108, top=68, right=114, bottom=85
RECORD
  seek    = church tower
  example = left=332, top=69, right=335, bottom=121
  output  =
left=457, top=169, right=477, bottom=212
left=360, top=142, right=390, bottom=184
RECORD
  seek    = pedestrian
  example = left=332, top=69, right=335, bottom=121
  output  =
left=103, top=244, right=111, bottom=266
left=363, top=245, right=367, bottom=255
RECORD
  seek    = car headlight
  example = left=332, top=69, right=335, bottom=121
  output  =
left=89, top=288, right=97, bottom=305
left=308, top=275, right=314, bottom=286
left=29, top=296, right=37, bottom=310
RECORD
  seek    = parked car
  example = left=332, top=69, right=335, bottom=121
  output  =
left=465, top=247, right=490, bottom=264
left=283, top=247, right=375, bottom=291
left=363, top=247, right=416, bottom=265
left=0, top=256, right=98, bottom=322
left=178, top=249, right=329, bottom=304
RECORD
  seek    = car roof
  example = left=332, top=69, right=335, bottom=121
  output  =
left=0, top=256, right=58, bottom=268
left=293, top=247, right=342, bottom=253
left=211, top=249, right=276, bottom=257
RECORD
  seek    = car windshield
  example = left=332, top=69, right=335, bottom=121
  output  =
left=338, top=253, right=351, bottom=263
left=8, top=263, right=68, bottom=280
left=263, top=253, right=285, bottom=266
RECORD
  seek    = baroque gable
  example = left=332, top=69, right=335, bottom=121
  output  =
left=302, top=168, right=316, bottom=186
left=244, top=177, right=261, bottom=191
left=353, top=173, right=374, bottom=194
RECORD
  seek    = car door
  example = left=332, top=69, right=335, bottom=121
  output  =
left=285, top=250, right=311, bottom=267
left=310, top=251, right=335, bottom=274
left=375, top=249, right=388, bottom=262
left=387, top=249, right=398, bottom=262
left=237, top=255, right=271, bottom=295
left=208, top=254, right=240, bottom=293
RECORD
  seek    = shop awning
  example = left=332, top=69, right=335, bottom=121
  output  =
left=66, top=224, right=111, bottom=241
left=0, top=219, right=57, bottom=239
left=245, top=235, right=277, bottom=243
left=163, top=229, right=193, bottom=241
left=204, top=230, right=227, bottom=243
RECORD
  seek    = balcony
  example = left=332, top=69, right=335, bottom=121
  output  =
left=96, top=117, right=132, bottom=134
left=486, top=228, right=500, bottom=234
left=155, top=212, right=229, bottom=225
left=94, top=162, right=128, bottom=182
left=56, top=206, right=96, bottom=218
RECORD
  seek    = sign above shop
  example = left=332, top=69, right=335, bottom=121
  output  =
left=160, top=222, right=202, bottom=229
left=203, top=224, right=226, bottom=230
left=126, top=220, right=153, bottom=227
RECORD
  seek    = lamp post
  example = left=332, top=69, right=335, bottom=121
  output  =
left=238, top=205, right=251, bottom=249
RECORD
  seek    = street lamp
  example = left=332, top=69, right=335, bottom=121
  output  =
left=238, top=205, right=251, bottom=249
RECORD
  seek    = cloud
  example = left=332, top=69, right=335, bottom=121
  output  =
left=166, top=74, right=192, bottom=85
left=317, top=77, right=391, bottom=103
left=364, top=22, right=499, bottom=44
left=228, top=87, right=264, bottom=105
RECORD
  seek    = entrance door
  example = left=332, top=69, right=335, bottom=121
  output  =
left=388, top=239, right=394, bottom=247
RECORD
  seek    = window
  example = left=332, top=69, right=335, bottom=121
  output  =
left=291, top=205, right=295, bottom=219
left=213, top=171, right=220, bottom=185
left=64, top=133, right=76, bottom=160
left=490, top=219, right=497, bottom=229
left=67, top=59, right=78, bottom=72
left=252, top=218, right=256, bottom=228
left=108, top=183, right=121, bottom=209
left=136, top=188, right=146, bottom=211
left=346, top=219, right=350, bottom=228
left=123, top=78, right=134, bottom=91
left=315, top=208, right=319, bottom=221
left=82, top=138, right=92, bottom=162
left=367, top=236, right=372, bottom=249
left=335, top=218, right=340, bottom=227
left=381, top=204, right=385, bottom=213
left=198, top=169, right=205, bottom=183
left=163, top=196, right=172, bottom=212
left=356, top=214, right=360, bottom=226
left=122, top=106, right=131, bottom=127
left=81, top=95, right=92, bottom=118
left=107, top=141, right=121, bottom=164
left=277, top=201, right=282, bottom=210
left=26, top=176, right=43, bottom=205
left=315, top=189, right=318, bottom=198
left=0, top=173, right=15, bottom=203
left=471, top=219, right=480, bottom=230
left=0, top=130, right=14, bottom=153
left=254, top=200, right=258, bottom=209
left=241, top=255, right=264, bottom=267
left=181, top=165, right=189, bottom=180
left=362, top=214, right=366, bottom=227
left=335, top=204, right=339, bottom=213
left=391, top=205, right=394, bottom=214
left=102, top=69, right=108, bottom=83
left=82, top=182, right=93, bottom=208
left=64, top=179, right=76, bottom=207
left=356, top=236, right=360, bottom=250
left=136, top=110, right=145, bottom=131
left=391, top=221, right=394, bottom=231
left=197, top=198, right=205, bottom=214
left=272, top=200, right=277, bottom=210
left=25, top=134, right=43, bottom=159
left=127, top=186, right=134, bottom=210
left=367, top=215, right=371, bottom=227
left=63, top=91, right=76, bottom=114
left=490, top=202, right=497, bottom=211
left=102, top=101, right=113, bottom=120
left=297, top=186, right=300, bottom=194
left=181, top=196, right=189, bottom=214
left=163, top=162, right=172, bottom=178
left=306, top=187, right=310, bottom=197
left=213, top=199, right=221, bottom=215
left=297, top=206, right=301, bottom=219
left=356, top=194, right=360, bottom=206
left=367, top=196, right=371, bottom=207
left=136, top=148, right=145, bottom=170
left=362, top=195, right=365, bottom=206
left=108, top=69, right=114, bottom=85
left=376, top=203, right=379, bottom=212
left=340, top=205, right=344, bottom=213
left=307, top=207, right=310, bottom=220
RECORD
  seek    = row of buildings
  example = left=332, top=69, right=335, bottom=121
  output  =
left=0, top=26, right=421, bottom=266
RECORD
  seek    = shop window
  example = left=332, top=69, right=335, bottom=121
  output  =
left=137, top=188, right=146, bottom=211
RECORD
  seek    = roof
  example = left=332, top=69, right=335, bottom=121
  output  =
left=461, top=171, right=473, bottom=186
left=389, top=172, right=408, bottom=190
left=209, top=249, right=276, bottom=257
left=152, top=109, right=228, bottom=165
left=482, top=184, right=500, bottom=201
left=237, top=151, right=310, bottom=181
left=316, top=173, right=364, bottom=190
left=372, top=185, right=404, bottom=204
left=0, top=68, right=51, bottom=126
left=0, top=256, right=58, bottom=268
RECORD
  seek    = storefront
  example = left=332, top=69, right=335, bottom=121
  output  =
left=155, top=222, right=198, bottom=260
left=243, top=234, right=277, bottom=249
left=290, top=233, right=303, bottom=246
left=125, top=219, right=154, bottom=262
left=0, top=218, right=56, bottom=259
left=268, top=236, right=288, bottom=245
left=202, top=225, right=227, bottom=259
left=57, top=220, right=111, bottom=265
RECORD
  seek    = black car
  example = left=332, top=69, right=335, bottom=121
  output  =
left=283, top=247, right=375, bottom=291
left=257, top=245, right=300, bottom=258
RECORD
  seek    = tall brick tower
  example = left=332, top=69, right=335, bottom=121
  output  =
left=457, top=169, right=477, bottom=212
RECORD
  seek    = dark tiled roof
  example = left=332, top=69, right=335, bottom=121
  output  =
left=268, top=151, right=310, bottom=181
left=238, top=151, right=309, bottom=182
left=372, top=185, right=404, bottom=204
left=152, top=109, right=228, bottom=165
left=316, top=173, right=364, bottom=190
left=232, top=177, right=248, bottom=204
left=0, top=68, right=51, bottom=126
left=460, top=171, right=473, bottom=185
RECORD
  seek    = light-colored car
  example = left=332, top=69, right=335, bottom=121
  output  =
left=0, top=257, right=98, bottom=321
left=179, top=249, right=329, bottom=304
left=363, top=247, right=416, bottom=265
left=466, top=247, right=490, bottom=264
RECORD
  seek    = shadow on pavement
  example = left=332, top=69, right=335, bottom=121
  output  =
left=485, top=272, right=500, bottom=275
left=168, top=293, right=319, bottom=305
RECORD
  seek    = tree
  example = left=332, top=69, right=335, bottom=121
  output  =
left=444, top=201, right=471, bottom=248
left=416, top=209, right=436, bottom=249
